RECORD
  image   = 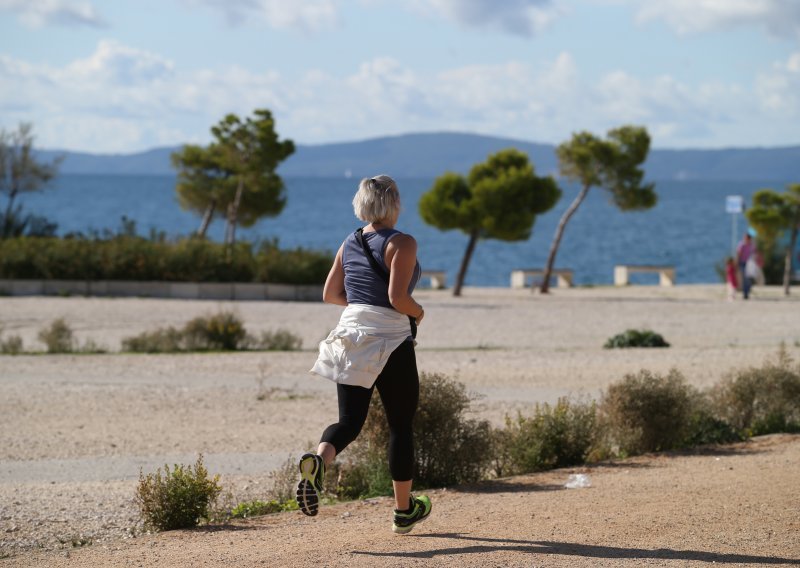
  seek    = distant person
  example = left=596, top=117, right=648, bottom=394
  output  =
left=736, top=231, right=756, bottom=299
left=296, top=175, right=432, bottom=534
left=725, top=257, right=738, bottom=301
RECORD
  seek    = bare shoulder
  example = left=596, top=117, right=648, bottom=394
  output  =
left=387, top=233, right=417, bottom=252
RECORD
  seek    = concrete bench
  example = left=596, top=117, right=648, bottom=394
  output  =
left=614, top=265, right=675, bottom=286
left=510, top=269, right=574, bottom=288
left=420, top=270, right=447, bottom=289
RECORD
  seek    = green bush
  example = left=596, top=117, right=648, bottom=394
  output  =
left=183, top=312, right=247, bottom=351
left=249, top=330, right=303, bottom=351
left=604, top=329, right=670, bottom=348
left=136, top=455, right=221, bottom=531
left=710, top=348, right=800, bottom=436
left=0, top=334, right=23, bottom=355
left=121, top=312, right=302, bottom=353
left=599, top=369, right=694, bottom=455
left=38, top=318, right=74, bottom=353
left=121, top=327, right=185, bottom=353
left=335, top=372, right=493, bottom=498
left=230, top=499, right=296, bottom=518
left=0, top=236, right=332, bottom=284
left=498, top=398, right=597, bottom=476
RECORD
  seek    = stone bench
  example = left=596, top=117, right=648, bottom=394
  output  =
left=614, top=265, right=675, bottom=286
left=420, top=270, right=447, bottom=289
left=510, top=269, right=574, bottom=288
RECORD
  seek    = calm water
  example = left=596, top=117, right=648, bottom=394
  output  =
left=17, top=175, right=778, bottom=287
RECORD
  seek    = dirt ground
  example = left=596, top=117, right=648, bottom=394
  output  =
left=1, top=285, right=799, bottom=566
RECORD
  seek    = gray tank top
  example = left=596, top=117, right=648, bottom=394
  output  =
left=342, top=228, right=421, bottom=309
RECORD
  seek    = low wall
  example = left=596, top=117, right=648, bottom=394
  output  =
left=0, top=279, right=323, bottom=302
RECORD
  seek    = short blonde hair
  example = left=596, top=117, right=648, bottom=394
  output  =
left=352, top=175, right=400, bottom=223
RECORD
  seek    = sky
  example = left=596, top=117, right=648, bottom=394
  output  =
left=1, top=0, right=799, bottom=153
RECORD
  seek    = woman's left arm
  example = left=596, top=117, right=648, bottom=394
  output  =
left=386, top=234, right=424, bottom=324
left=322, top=245, right=348, bottom=306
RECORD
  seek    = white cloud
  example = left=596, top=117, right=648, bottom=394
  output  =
left=0, top=0, right=106, bottom=28
left=420, top=0, right=565, bottom=37
left=756, top=52, right=800, bottom=116
left=183, top=0, right=338, bottom=31
left=636, top=0, right=800, bottom=38
left=1, top=40, right=797, bottom=152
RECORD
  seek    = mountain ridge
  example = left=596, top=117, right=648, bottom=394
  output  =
left=36, top=131, right=800, bottom=181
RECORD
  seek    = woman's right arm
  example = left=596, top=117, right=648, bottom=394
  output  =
left=322, top=245, right=348, bottom=306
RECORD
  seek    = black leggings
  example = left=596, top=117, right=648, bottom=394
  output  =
left=320, top=340, right=419, bottom=481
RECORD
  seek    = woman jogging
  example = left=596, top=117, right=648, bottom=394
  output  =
left=297, top=175, right=432, bottom=534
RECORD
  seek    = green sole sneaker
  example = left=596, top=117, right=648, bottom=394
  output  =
left=296, top=453, right=325, bottom=516
left=392, top=495, right=432, bottom=534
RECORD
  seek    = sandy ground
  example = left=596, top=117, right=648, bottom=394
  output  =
left=1, top=284, right=799, bottom=566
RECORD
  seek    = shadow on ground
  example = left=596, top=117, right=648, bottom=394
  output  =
left=352, top=533, right=800, bottom=564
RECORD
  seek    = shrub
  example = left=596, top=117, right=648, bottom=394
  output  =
left=251, top=329, right=303, bottom=351
left=710, top=348, right=800, bottom=436
left=183, top=312, right=247, bottom=351
left=136, top=455, right=221, bottom=531
left=499, top=398, right=597, bottom=476
left=121, top=327, right=185, bottom=353
left=599, top=369, right=694, bottom=455
left=256, top=240, right=332, bottom=285
left=335, top=372, right=493, bottom=498
left=230, top=499, right=295, bottom=518
left=37, top=318, right=75, bottom=353
left=0, top=334, right=23, bottom=355
left=604, top=329, right=669, bottom=349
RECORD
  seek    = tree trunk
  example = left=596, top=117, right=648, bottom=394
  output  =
left=197, top=199, right=216, bottom=238
left=782, top=217, right=799, bottom=296
left=2, top=189, right=18, bottom=239
left=453, top=230, right=479, bottom=297
left=539, top=183, right=591, bottom=293
left=226, top=178, right=245, bottom=246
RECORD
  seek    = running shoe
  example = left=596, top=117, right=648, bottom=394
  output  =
left=392, top=495, right=432, bottom=534
left=296, top=453, right=325, bottom=516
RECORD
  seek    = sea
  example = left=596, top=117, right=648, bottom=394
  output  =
left=16, top=174, right=788, bottom=287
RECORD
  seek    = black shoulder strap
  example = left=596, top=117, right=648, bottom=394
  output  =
left=354, top=228, right=416, bottom=339
left=355, top=228, right=390, bottom=285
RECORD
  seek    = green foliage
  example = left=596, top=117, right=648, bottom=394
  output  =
left=183, top=312, right=247, bottom=351
left=37, top=318, right=74, bottom=353
left=249, top=329, right=303, bottom=351
left=497, top=398, right=597, bottom=476
left=172, top=109, right=295, bottom=240
left=0, top=236, right=331, bottom=284
left=557, top=126, right=656, bottom=211
left=710, top=348, right=800, bottom=436
left=419, top=148, right=560, bottom=294
left=121, top=327, right=184, bottom=353
left=746, top=183, right=800, bottom=290
left=256, top=240, right=333, bottom=285
left=230, top=499, right=296, bottom=518
left=0, top=334, right=23, bottom=354
left=1, top=123, right=62, bottom=239
left=136, top=455, right=222, bottom=532
left=599, top=369, right=694, bottom=455
left=121, top=312, right=302, bottom=353
left=604, top=329, right=670, bottom=348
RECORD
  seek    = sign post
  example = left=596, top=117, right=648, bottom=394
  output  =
left=726, top=195, right=744, bottom=256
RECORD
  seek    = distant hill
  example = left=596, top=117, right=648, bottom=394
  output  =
left=37, top=132, right=800, bottom=181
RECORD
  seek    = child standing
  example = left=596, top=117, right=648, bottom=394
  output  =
left=725, top=257, right=738, bottom=301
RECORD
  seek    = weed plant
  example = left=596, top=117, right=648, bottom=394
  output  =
left=0, top=325, right=23, bottom=354
left=498, top=398, right=597, bottom=476
left=136, top=455, right=221, bottom=531
left=37, top=318, right=75, bottom=353
left=121, top=311, right=302, bottom=353
left=604, top=329, right=670, bottom=348
left=710, top=347, right=800, bottom=435
left=598, top=369, right=694, bottom=455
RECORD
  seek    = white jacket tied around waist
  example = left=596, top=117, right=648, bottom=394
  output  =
left=309, top=304, right=413, bottom=389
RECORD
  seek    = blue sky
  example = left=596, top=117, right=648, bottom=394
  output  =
left=1, top=0, right=799, bottom=153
